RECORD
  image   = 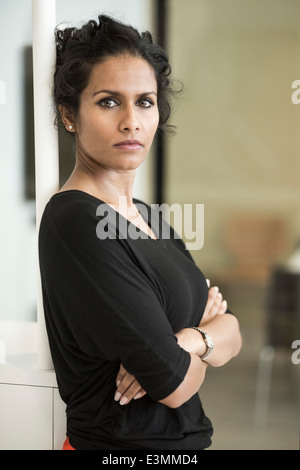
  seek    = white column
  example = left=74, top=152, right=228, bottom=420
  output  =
left=32, top=0, right=59, bottom=369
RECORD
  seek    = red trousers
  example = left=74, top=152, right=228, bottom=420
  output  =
left=62, top=437, right=76, bottom=450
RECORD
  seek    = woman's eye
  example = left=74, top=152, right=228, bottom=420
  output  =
left=138, top=98, right=154, bottom=108
left=98, top=98, right=119, bottom=108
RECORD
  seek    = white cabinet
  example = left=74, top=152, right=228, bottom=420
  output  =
left=0, top=354, right=66, bottom=450
left=0, top=383, right=53, bottom=450
left=53, top=387, right=68, bottom=450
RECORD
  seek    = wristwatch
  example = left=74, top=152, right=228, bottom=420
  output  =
left=191, top=327, right=214, bottom=360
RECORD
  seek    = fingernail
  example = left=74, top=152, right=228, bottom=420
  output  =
left=120, top=396, right=128, bottom=406
left=213, top=286, right=219, bottom=292
left=114, top=392, right=121, bottom=402
left=116, top=380, right=121, bottom=387
left=206, top=279, right=210, bottom=287
left=223, top=300, right=227, bottom=307
left=134, top=392, right=142, bottom=400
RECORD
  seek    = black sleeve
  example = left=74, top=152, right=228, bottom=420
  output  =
left=39, top=197, right=191, bottom=402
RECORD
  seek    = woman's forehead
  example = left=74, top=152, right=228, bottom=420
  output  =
left=84, top=55, right=157, bottom=97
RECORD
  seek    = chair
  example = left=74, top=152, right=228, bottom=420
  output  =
left=224, top=216, right=286, bottom=283
left=254, top=268, right=300, bottom=427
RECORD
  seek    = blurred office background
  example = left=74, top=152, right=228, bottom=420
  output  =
left=0, top=0, right=299, bottom=449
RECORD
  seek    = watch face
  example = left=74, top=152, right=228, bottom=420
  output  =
left=206, top=334, right=213, bottom=349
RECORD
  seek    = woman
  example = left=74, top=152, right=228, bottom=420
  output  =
left=38, top=15, right=242, bottom=450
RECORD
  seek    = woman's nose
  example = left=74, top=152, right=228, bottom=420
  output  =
left=119, top=106, right=140, bottom=133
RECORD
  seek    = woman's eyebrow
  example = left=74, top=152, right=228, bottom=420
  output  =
left=93, top=89, right=157, bottom=98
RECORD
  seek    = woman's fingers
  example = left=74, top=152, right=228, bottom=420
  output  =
left=210, top=290, right=223, bottom=316
left=201, top=285, right=227, bottom=325
left=115, top=364, right=146, bottom=405
left=114, top=381, right=143, bottom=405
left=210, top=290, right=227, bottom=316
left=204, top=286, right=220, bottom=315
left=115, top=363, right=126, bottom=388
left=133, top=389, right=147, bottom=400
left=219, top=298, right=227, bottom=314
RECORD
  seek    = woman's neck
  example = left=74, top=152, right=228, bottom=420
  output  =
left=60, top=161, right=137, bottom=213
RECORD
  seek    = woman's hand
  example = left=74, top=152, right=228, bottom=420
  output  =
left=114, top=363, right=146, bottom=406
left=200, top=282, right=227, bottom=326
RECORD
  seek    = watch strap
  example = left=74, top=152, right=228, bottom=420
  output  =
left=190, top=326, right=214, bottom=360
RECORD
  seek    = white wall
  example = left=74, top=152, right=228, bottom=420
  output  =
left=0, top=0, right=36, bottom=322
left=0, top=0, right=154, bottom=322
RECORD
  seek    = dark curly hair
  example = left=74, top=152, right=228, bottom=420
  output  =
left=54, top=14, right=179, bottom=133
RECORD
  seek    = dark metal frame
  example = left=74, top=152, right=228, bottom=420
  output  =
left=154, top=0, right=167, bottom=205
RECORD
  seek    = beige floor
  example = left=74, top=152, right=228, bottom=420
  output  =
left=198, top=280, right=300, bottom=450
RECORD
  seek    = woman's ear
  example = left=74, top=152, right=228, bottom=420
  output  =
left=59, top=105, right=76, bottom=133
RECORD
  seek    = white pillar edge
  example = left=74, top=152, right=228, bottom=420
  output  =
left=32, top=0, right=59, bottom=369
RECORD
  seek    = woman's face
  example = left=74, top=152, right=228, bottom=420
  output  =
left=72, top=54, right=159, bottom=173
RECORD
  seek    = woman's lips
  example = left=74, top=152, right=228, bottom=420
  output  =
left=114, top=140, right=143, bottom=150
